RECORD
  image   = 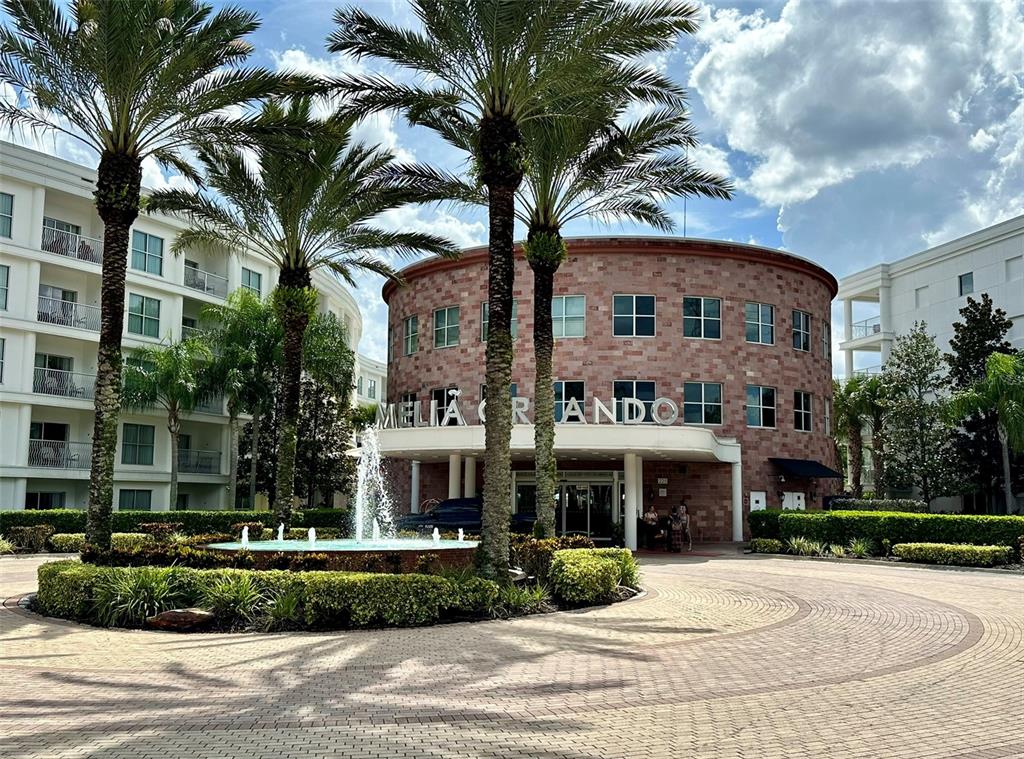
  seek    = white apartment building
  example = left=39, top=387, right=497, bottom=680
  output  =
left=0, top=142, right=382, bottom=512
left=837, top=214, right=1023, bottom=378
left=354, top=354, right=387, bottom=407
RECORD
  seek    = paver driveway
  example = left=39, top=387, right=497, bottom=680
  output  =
left=1, top=552, right=1021, bottom=758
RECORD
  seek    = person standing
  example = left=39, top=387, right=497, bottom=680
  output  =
left=643, top=505, right=660, bottom=549
left=669, top=502, right=693, bottom=552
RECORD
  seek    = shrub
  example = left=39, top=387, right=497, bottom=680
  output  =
left=261, top=585, right=305, bottom=631
left=137, top=523, right=182, bottom=539
left=777, top=511, right=1024, bottom=550
left=230, top=522, right=265, bottom=538
left=93, top=566, right=183, bottom=628
left=830, top=498, right=927, bottom=513
left=778, top=512, right=831, bottom=542
left=785, top=536, right=822, bottom=556
left=0, top=535, right=14, bottom=555
left=827, top=543, right=846, bottom=558
left=293, top=508, right=351, bottom=530
left=749, top=538, right=784, bottom=554
left=200, top=572, right=267, bottom=628
left=892, top=543, right=1014, bottom=567
left=35, top=560, right=103, bottom=619
left=579, top=548, right=639, bottom=588
left=288, top=553, right=330, bottom=571
left=548, top=550, right=620, bottom=606
left=848, top=537, right=874, bottom=558
left=8, top=525, right=54, bottom=552
left=747, top=509, right=784, bottom=539
left=510, top=535, right=596, bottom=583
left=492, top=583, right=552, bottom=619
left=0, top=509, right=86, bottom=534
left=447, top=575, right=500, bottom=616
left=303, top=572, right=454, bottom=628
left=111, top=533, right=155, bottom=552
left=48, top=533, right=86, bottom=552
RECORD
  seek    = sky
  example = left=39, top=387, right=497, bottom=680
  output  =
left=4, top=0, right=1023, bottom=368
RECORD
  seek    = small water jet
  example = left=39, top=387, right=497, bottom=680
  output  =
left=240, top=526, right=249, bottom=548
left=308, top=527, right=316, bottom=550
left=277, top=524, right=284, bottom=542
left=353, top=428, right=395, bottom=542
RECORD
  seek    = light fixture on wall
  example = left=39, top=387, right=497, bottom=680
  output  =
left=778, top=474, right=786, bottom=484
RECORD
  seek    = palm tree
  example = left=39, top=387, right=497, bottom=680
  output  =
left=856, top=375, right=888, bottom=497
left=0, top=0, right=318, bottom=547
left=950, top=352, right=1024, bottom=514
left=202, top=290, right=282, bottom=509
left=833, top=376, right=867, bottom=497
left=330, top=0, right=697, bottom=578
left=147, top=99, right=458, bottom=528
left=121, top=338, right=214, bottom=510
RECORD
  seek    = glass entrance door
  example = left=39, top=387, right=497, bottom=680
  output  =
left=562, top=483, right=589, bottom=535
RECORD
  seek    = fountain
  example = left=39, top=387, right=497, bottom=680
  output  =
left=241, top=526, right=249, bottom=548
left=458, top=528, right=464, bottom=542
left=204, top=428, right=478, bottom=573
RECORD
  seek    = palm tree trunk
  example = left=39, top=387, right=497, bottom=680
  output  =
left=86, top=151, right=142, bottom=549
left=872, top=419, right=885, bottom=498
left=998, top=425, right=1017, bottom=514
left=849, top=430, right=863, bottom=498
left=272, top=268, right=314, bottom=527
left=227, top=411, right=240, bottom=510
left=248, top=409, right=261, bottom=509
left=168, top=419, right=180, bottom=512
left=529, top=250, right=559, bottom=539
left=477, top=114, right=524, bottom=581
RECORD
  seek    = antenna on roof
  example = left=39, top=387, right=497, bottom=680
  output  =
left=683, top=145, right=688, bottom=238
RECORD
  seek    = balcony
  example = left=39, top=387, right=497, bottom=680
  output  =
left=37, top=296, right=101, bottom=332
left=33, top=367, right=96, bottom=399
left=40, top=226, right=103, bottom=265
left=182, top=324, right=203, bottom=340
left=850, top=316, right=882, bottom=340
left=194, top=393, right=224, bottom=415
left=28, top=439, right=91, bottom=469
left=184, top=266, right=228, bottom=299
left=853, top=365, right=882, bottom=378
left=179, top=448, right=221, bottom=474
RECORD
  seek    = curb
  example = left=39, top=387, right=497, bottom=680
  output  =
left=742, top=551, right=1023, bottom=575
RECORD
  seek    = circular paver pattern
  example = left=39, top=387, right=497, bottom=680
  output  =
left=1, top=553, right=1021, bottom=758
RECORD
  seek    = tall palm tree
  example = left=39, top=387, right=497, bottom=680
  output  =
left=950, top=352, right=1024, bottom=514
left=833, top=376, right=867, bottom=497
left=856, top=375, right=888, bottom=497
left=202, top=290, right=282, bottom=509
left=121, top=338, right=214, bottom=510
left=148, top=98, right=458, bottom=528
left=330, top=0, right=697, bottom=577
left=0, top=0, right=318, bottom=547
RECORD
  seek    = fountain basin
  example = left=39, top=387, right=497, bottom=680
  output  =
left=205, top=539, right=478, bottom=573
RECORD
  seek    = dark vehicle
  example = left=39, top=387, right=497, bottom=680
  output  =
left=396, top=496, right=537, bottom=535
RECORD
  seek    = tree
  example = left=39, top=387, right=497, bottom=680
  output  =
left=121, top=338, right=214, bottom=509
left=148, top=98, right=457, bottom=528
left=881, top=323, right=959, bottom=505
left=202, top=290, right=282, bottom=509
left=856, top=375, right=888, bottom=497
left=832, top=376, right=866, bottom=496
left=331, top=0, right=696, bottom=578
left=950, top=353, right=1024, bottom=514
left=0, top=0, right=316, bottom=547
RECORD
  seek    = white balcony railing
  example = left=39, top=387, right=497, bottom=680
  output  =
left=184, top=266, right=228, bottom=299
left=37, top=296, right=101, bottom=331
left=853, top=365, right=882, bottom=378
left=850, top=316, right=882, bottom=340
left=182, top=325, right=202, bottom=340
left=179, top=449, right=221, bottom=474
left=32, top=367, right=96, bottom=399
left=28, top=439, right=91, bottom=469
left=40, top=226, right=103, bottom=265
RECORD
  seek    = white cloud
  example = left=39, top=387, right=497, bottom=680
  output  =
left=968, top=128, right=997, bottom=152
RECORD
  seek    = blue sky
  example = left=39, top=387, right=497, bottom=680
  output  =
left=6, top=1, right=1022, bottom=367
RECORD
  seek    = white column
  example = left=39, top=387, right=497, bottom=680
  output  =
left=22, top=331, right=37, bottom=394
left=880, top=339, right=893, bottom=365
left=731, top=462, right=743, bottom=542
left=463, top=455, right=477, bottom=498
left=624, top=452, right=637, bottom=550
left=29, top=187, right=45, bottom=250
left=844, top=350, right=854, bottom=379
left=447, top=453, right=462, bottom=499
left=878, top=285, right=891, bottom=333
left=410, top=460, right=421, bottom=513
left=634, top=455, right=644, bottom=529
left=843, top=299, right=853, bottom=341
left=14, top=403, right=32, bottom=467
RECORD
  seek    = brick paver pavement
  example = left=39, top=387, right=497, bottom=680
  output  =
left=1, top=553, right=1021, bottom=758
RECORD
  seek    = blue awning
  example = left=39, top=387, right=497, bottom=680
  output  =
left=769, top=458, right=843, bottom=479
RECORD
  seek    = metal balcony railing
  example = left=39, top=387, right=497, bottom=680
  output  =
left=32, top=367, right=96, bottom=399
left=181, top=325, right=203, bottom=340
left=194, top=393, right=224, bottom=415
left=853, top=365, right=882, bottom=377
left=40, top=226, right=103, bottom=264
left=184, top=266, right=228, bottom=299
left=37, top=296, right=101, bottom=331
left=850, top=316, right=882, bottom=340
left=28, top=439, right=91, bottom=469
left=179, top=449, right=221, bottom=474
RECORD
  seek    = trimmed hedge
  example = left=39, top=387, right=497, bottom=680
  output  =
left=48, top=533, right=155, bottom=553
left=510, top=535, right=595, bottom=582
left=892, top=543, right=1014, bottom=567
left=549, top=550, right=622, bottom=605
left=0, top=509, right=349, bottom=536
left=777, top=511, right=1024, bottom=552
left=749, top=538, right=784, bottom=554
left=830, top=498, right=927, bottom=513
left=748, top=510, right=783, bottom=540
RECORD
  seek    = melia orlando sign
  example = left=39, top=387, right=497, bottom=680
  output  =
left=376, top=389, right=687, bottom=428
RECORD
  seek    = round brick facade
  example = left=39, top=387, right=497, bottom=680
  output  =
left=381, top=237, right=839, bottom=541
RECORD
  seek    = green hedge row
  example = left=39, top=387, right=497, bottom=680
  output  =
left=747, top=510, right=783, bottom=539
left=892, top=543, right=1014, bottom=567
left=829, top=498, right=928, bottom=513
left=548, top=548, right=639, bottom=606
left=48, top=533, right=154, bottom=553
left=0, top=509, right=350, bottom=536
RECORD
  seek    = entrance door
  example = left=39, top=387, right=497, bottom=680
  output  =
left=782, top=491, right=806, bottom=510
left=562, top=483, right=589, bottom=535
left=589, top=483, right=613, bottom=539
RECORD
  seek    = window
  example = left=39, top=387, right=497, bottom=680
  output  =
left=683, top=297, right=721, bottom=339
left=0, top=337, right=5, bottom=383
left=241, top=267, right=262, bottom=296
left=824, top=398, right=832, bottom=436
left=822, top=320, right=831, bottom=360
left=0, top=192, right=12, bottom=238
left=794, top=391, right=812, bottom=432
left=0, top=264, right=8, bottom=310
left=356, top=376, right=363, bottom=395
left=30, top=421, right=68, bottom=441
left=958, top=272, right=973, bottom=297
left=745, top=302, right=775, bottom=344
left=683, top=382, right=723, bottom=425
left=480, top=300, right=518, bottom=341
left=432, top=386, right=459, bottom=425
left=613, top=380, right=656, bottom=422
left=400, top=392, right=417, bottom=426
left=128, top=294, right=160, bottom=337
left=792, top=310, right=811, bottom=351
left=433, top=306, right=460, bottom=348
left=131, top=231, right=163, bottom=275
left=26, top=492, right=65, bottom=510
left=554, top=381, right=586, bottom=422
left=119, top=489, right=152, bottom=511
left=746, top=385, right=776, bottom=428
left=403, top=315, right=419, bottom=355
left=121, top=423, right=155, bottom=465
left=552, top=295, right=586, bottom=338
left=368, top=378, right=377, bottom=400
left=43, top=217, right=81, bottom=236
left=480, top=383, right=517, bottom=400
left=613, top=295, right=655, bottom=337
left=176, top=494, right=190, bottom=511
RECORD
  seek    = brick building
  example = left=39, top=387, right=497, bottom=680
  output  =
left=376, top=237, right=841, bottom=546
